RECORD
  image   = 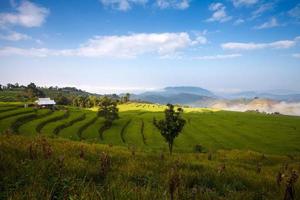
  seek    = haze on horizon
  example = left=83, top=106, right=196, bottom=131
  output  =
left=0, top=0, right=300, bottom=94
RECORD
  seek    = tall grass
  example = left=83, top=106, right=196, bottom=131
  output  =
left=1, top=135, right=299, bottom=200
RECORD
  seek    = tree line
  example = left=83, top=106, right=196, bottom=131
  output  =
left=0, top=82, right=131, bottom=106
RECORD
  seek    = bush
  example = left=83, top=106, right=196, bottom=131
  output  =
left=194, top=144, right=203, bottom=153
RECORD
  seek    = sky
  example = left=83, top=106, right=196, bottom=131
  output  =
left=0, top=0, right=300, bottom=94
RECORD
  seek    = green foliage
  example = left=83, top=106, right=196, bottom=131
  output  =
left=54, top=93, right=71, bottom=105
left=154, top=104, right=186, bottom=154
left=120, top=93, right=130, bottom=103
left=24, top=82, right=45, bottom=99
left=194, top=144, right=204, bottom=153
left=98, top=97, right=119, bottom=126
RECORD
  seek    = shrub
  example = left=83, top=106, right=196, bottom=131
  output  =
left=194, top=144, right=203, bottom=153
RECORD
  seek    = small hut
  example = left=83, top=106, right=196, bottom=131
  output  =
left=35, top=98, right=56, bottom=109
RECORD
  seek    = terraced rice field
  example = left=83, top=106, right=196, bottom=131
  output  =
left=0, top=102, right=300, bottom=155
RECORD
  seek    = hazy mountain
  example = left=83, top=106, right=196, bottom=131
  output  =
left=225, top=91, right=300, bottom=102
left=131, top=86, right=216, bottom=105
left=130, top=86, right=300, bottom=115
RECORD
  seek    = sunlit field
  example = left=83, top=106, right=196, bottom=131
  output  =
left=1, top=102, right=300, bottom=155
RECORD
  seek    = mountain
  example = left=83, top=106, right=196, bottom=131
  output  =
left=226, top=91, right=300, bottom=102
left=131, top=86, right=216, bottom=105
left=162, top=86, right=215, bottom=97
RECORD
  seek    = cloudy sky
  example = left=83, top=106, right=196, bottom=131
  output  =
left=0, top=0, right=299, bottom=94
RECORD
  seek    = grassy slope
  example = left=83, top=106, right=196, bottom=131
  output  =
left=59, top=111, right=97, bottom=141
left=0, top=102, right=300, bottom=155
left=0, top=107, right=35, bottom=132
left=40, top=108, right=84, bottom=137
left=0, top=135, right=300, bottom=200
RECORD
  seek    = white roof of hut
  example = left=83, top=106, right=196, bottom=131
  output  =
left=35, top=98, right=56, bottom=105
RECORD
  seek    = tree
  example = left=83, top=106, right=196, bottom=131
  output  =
left=25, top=82, right=45, bottom=99
left=89, top=96, right=99, bottom=107
left=123, top=93, right=130, bottom=103
left=54, top=93, right=70, bottom=105
left=153, top=104, right=186, bottom=155
left=6, top=83, right=14, bottom=90
left=98, top=97, right=119, bottom=127
left=0, top=84, right=2, bottom=91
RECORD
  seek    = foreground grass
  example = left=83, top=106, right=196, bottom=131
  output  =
left=0, top=134, right=299, bottom=200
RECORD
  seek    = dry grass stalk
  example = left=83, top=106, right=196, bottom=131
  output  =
left=99, top=152, right=111, bottom=178
left=284, top=170, right=299, bottom=200
left=218, top=163, right=226, bottom=174
left=169, top=167, right=180, bottom=200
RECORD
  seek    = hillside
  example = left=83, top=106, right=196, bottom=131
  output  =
left=1, top=102, right=300, bottom=199
left=1, top=102, right=300, bottom=155
left=0, top=86, right=100, bottom=102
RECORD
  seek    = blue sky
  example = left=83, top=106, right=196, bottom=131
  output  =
left=0, top=0, right=300, bottom=94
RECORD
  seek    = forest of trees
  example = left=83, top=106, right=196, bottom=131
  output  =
left=0, top=82, right=131, bottom=107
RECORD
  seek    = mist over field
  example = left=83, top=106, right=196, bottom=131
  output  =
left=212, top=101, right=300, bottom=116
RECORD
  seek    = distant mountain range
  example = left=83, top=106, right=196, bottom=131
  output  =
left=224, top=91, right=300, bottom=102
left=130, top=86, right=300, bottom=115
left=131, top=86, right=300, bottom=105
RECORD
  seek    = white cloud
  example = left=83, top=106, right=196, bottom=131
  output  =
left=0, top=32, right=207, bottom=58
left=0, top=31, right=31, bottom=41
left=100, top=0, right=147, bottom=11
left=206, top=3, right=232, bottom=23
left=234, top=18, right=245, bottom=25
left=251, top=3, right=274, bottom=19
left=0, top=1, right=49, bottom=28
left=254, top=17, right=279, bottom=29
left=193, top=54, right=242, bottom=60
left=232, top=0, right=258, bottom=7
left=156, top=0, right=190, bottom=10
left=222, top=36, right=299, bottom=50
left=292, top=53, right=300, bottom=58
left=288, top=4, right=300, bottom=20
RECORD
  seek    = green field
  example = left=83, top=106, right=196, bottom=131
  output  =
left=0, top=102, right=299, bottom=155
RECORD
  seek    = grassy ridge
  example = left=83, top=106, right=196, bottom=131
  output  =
left=0, top=108, right=35, bottom=132
left=53, top=113, right=86, bottom=135
left=76, top=115, right=98, bottom=140
left=10, top=109, right=51, bottom=133
left=0, top=108, right=34, bottom=121
left=81, top=117, right=105, bottom=142
left=41, top=110, right=84, bottom=137
left=0, top=135, right=299, bottom=200
left=36, top=110, right=69, bottom=134
left=19, top=110, right=63, bottom=136
left=0, top=107, right=20, bottom=113
left=60, top=112, right=98, bottom=140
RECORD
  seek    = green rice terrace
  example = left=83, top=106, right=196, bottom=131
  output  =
left=1, top=102, right=300, bottom=155
left=1, top=101, right=300, bottom=199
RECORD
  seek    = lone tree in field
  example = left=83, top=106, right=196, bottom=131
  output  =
left=98, top=97, right=119, bottom=128
left=154, top=104, right=186, bottom=155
